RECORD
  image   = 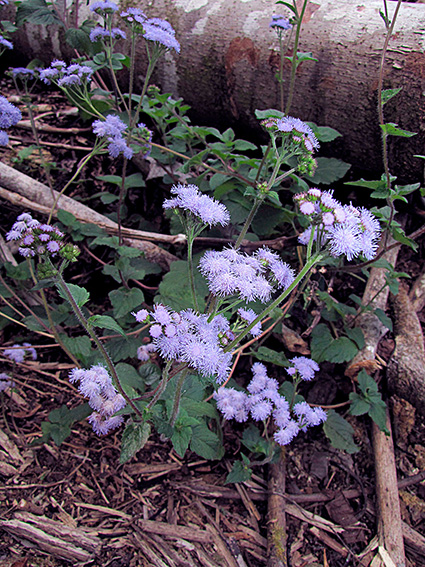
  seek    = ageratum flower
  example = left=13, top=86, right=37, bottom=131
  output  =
left=0, top=372, right=13, bottom=392
left=269, top=15, right=292, bottom=30
left=92, top=114, right=133, bottom=159
left=90, top=0, right=118, bottom=14
left=89, top=26, right=126, bottom=42
left=215, top=362, right=326, bottom=446
left=69, top=364, right=126, bottom=435
left=296, top=188, right=381, bottom=261
left=286, top=356, right=319, bottom=381
left=0, top=95, right=22, bottom=130
left=163, top=183, right=230, bottom=227
left=120, top=7, right=146, bottom=26
left=133, top=304, right=233, bottom=383
left=237, top=308, right=262, bottom=338
left=39, top=61, right=93, bottom=87
left=143, top=17, right=180, bottom=53
left=0, top=34, right=12, bottom=50
left=4, top=343, right=37, bottom=364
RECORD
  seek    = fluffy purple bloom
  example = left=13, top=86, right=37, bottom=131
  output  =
left=238, top=308, right=262, bottom=337
left=90, top=26, right=126, bottom=42
left=69, top=364, right=126, bottom=435
left=0, top=372, right=13, bottom=392
left=163, top=183, right=230, bottom=227
left=0, top=35, right=12, bottom=49
left=90, top=0, right=118, bottom=13
left=287, top=356, right=319, bottom=381
left=276, top=116, right=319, bottom=150
left=4, top=343, right=37, bottom=363
left=133, top=309, right=149, bottom=323
left=214, top=388, right=249, bottom=422
left=137, top=343, right=156, bottom=361
left=135, top=305, right=232, bottom=383
left=215, top=362, right=325, bottom=445
left=11, top=67, right=35, bottom=78
left=0, top=96, right=22, bottom=130
left=121, top=7, right=146, bottom=25
left=0, top=130, right=8, bottom=145
left=40, top=61, right=93, bottom=87
left=92, top=115, right=133, bottom=159
left=7, top=214, right=65, bottom=258
left=143, top=18, right=180, bottom=52
left=270, top=15, right=292, bottom=30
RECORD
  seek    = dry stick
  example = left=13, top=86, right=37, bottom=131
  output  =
left=267, top=446, right=287, bottom=567
left=345, top=239, right=406, bottom=567
left=0, top=162, right=178, bottom=270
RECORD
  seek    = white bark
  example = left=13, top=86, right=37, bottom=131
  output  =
left=10, top=0, right=425, bottom=180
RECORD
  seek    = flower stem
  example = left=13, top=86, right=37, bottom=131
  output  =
left=169, top=367, right=190, bottom=426
left=53, top=267, right=144, bottom=419
left=285, top=0, right=308, bottom=115
left=147, top=360, right=173, bottom=410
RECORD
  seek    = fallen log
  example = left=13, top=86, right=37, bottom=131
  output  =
left=8, top=0, right=425, bottom=180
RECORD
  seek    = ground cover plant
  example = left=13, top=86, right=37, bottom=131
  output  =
left=1, top=0, right=425, bottom=565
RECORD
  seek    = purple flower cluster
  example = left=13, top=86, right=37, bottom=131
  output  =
left=199, top=247, right=294, bottom=303
left=120, top=7, right=146, bottom=26
left=133, top=304, right=233, bottom=383
left=143, top=18, right=180, bottom=53
left=137, top=343, right=156, bottom=362
left=4, top=342, right=37, bottom=364
left=269, top=15, right=292, bottom=30
left=6, top=212, right=66, bottom=258
left=163, top=183, right=230, bottom=228
left=0, top=95, right=22, bottom=146
left=295, top=188, right=381, bottom=260
left=136, top=122, right=153, bottom=158
left=89, top=26, right=126, bottom=42
left=11, top=67, right=36, bottom=79
left=90, top=0, right=118, bottom=14
left=69, top=365, right=126, bottom=435
left=214, top=361, right=326, bottom=446
left=0, top=372, right=13, bottom=392
left=237, top=308, right=262, bottom=337
left=285, top=356, right=320, bottom=381
left=39, top=61, right=93, bottom=87
left=92, top=114, right=133, bottom=159
left=0, top=34, right=12, bottom=50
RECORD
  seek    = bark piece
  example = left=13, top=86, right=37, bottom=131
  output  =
left=0, top=162, right=178, bottom=270
left=267, top=448, right=287, bottom=567
left=387, top=285, right=425, bottom=415
left=372, top=412, right=406, bottom=567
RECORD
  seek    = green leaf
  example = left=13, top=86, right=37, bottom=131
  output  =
left=251, top=346, right=288, bottom=367
left=88, top=315, right=125, bottom=337
left=65, top=27, right=93, bottom=53
left=380, top=123, right=416, bottom=138
left=345, top=174, right=395, bottom=191
left=109, top=287, right=144, bottom=319
left=57, top=283, right=90, bottom=308
left=171, top=426, right=192, bottom=457
left=349, top=393, right=370, bottom=416
left=381, top=87, right=402, bottom=105
left=57, top=209, right=77, bottom=228
left=311, top=325, right=358, bottom=363
left=61, top=335, right=92, bottom=359
left=254, top=108, right=284, bottom=120
left=369, top=399, right=389, bottom=433
left=120, top=421, right=151, bottom=463
left=307, top=123, right=342, bottom=143
left=156, top=259, right=208, bottom=311
left=15, top=0, right=64, bottom=27
left=116, top=362, right=144, bottom=394
left=345, top=327, right=364, bottom=350
left=357, top=369, right=378, bottom=395
left=190, top=423, right=224, bottom=460
left=323, top=410, right=359, bottom=454
left=241, top=424, right=270, bottom=455
left=225, top=458, right=252, bottom=484
left=374, top=308, right=393, bottom=331
left=307, top=157, right=350, bottom=185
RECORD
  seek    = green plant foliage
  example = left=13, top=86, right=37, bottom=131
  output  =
left=349, top=370, right=388, bottom=432
left=109, top=287, right=145, bottom=319
left=15, top=0, right=64, bottom=27
left=57, top=283, right=90, bottom=308
left=88, top=314, right=125, bottom=337
left=307, top=157, right=351, bottom=185
left=311, top=324, right=359, bottom=363
left=225, top=455, right=252, bottom=484
left=156, top=260, right=208, bottom=311
left=323, top=410, right=359, bottom=454
left=120, top=421, right=151, bottom=464
left=39, top=403, right=91, bottom=446
left=250, top=346, right=289, bottom=367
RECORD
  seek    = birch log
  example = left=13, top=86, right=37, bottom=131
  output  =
left=8, top=0, right=425, bottom=181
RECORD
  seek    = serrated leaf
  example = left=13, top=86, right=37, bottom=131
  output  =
left=116, top=362, right=144, bottom=394
left=57, top=209, right=77, bottom=228
left=57, top=283, right=90, bottom=308
left=251, top=346, right=288, bottom=367
left=380, top=123, right=416, bottom=137
left=307, top=123, right=342, bottom=143
left=190, top=423, right=224, bottom=460
left=349, top=393, right=370, bottom=416
left=88, top=315, right=125, bottom=337
left=357, top=369, right=378, bottom=395
left=241, top=424, right=270, bottom=455
left=120, top=421, right=151, bottom=463
left=345, top=327, right=365, bottom=350
left=381, top=87, right=402, bottom=105
left=311, top=325, right=358, bottom=363
left=109, top=287, right=144, bottom=319
left=156, top=259, right=208, bottom=311
left=323, top=410, right=359, bottom=454
left=61, top=335, right=92, bottom=359
left=369, top=400, right=389, bottom=433
left=307, top=157, right=350, bottom=185
left=171, top=426, right=192, bottom=457
left=225, top=459, right=252, bottom=484
left=374, top=308, right=393, bottom=331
